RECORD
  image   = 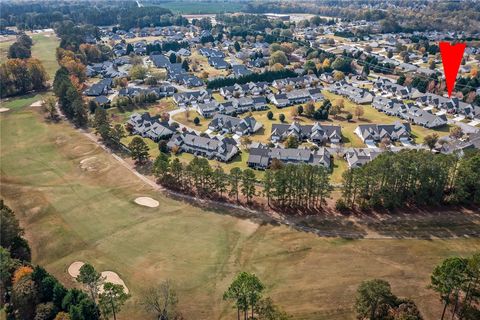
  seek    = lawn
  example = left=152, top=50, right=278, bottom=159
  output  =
left=171, top=109, right=210, bottom=131
left=108, top=97, right=177, bottom=124
left=2, top=102, right=480, bottom=320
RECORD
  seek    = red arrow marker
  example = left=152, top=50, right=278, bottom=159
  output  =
left=439, top=42, right=466, bottom=97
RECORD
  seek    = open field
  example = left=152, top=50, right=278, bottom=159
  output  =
left=158, top=1, right=245, bottom=14
left=1, top=100, right=480, bottom=319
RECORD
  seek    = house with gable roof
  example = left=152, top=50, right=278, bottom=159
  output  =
left=270, top=122, right=342, bottom=145
left=354, top=122, right=412, bottom=144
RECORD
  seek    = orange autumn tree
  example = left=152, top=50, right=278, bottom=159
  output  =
left=56, top=48, right=86, bottom=83
left=12, top=266, right=33, bottom=284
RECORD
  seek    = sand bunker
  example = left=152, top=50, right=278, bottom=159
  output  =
left=0, top=107, right=9, bottom=113
left=79, top=156, right=109, bottom=172
left=30, top=101, right=43, bottom=107
left=68, top=263, right=129, bottom=294
left=68, top=261, right=85, bottom=278
left=134, top=197, right=159, bottom=208
left=100, top=271, right=129, bottom=294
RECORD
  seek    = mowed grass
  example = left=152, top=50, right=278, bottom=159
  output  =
left=30, top=33, right=60, bottom=79
left=1, top=105, right=480, bottom=320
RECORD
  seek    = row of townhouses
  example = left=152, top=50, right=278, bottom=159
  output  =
left=270, top=122, right=342, bottom=145
left=208, top=114, right=263, bottom=137
left=268, top=88, right=324, bottom=107
left=373, top=96, right=448, bottom=128
left=272, top=75, right=320, bottom=91
left=219, top=82, right=270, bottom=98
left=247, top=144, right=331, bottom=169
left=126, top=113, right=175, bottom=142
left=416, top=93, right=479, bottom=119
left=354, top=122, right=412, bottom=144
left=328, top=80, right=374, bottom=104
left=197, top=96, right=268, bottom=118
left=167, top=132, right=239, bottom=162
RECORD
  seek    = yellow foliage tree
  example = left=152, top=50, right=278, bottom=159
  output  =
left=54, top=312, right=71, bottom=320
left=12, top=266, right=33, bottom=284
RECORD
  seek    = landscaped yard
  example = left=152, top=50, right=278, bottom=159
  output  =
left=2, top=102, right=480, bottom=320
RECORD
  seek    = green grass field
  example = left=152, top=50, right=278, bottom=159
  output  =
left=157, top=1, right=245, bottom=14
left=1, top=99, right=480, bottom=319
left=30, top=33, right=60, bottom=79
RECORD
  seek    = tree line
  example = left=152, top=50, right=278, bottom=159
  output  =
left=206, top=69, right=297, bottom=89
left=53, top=67, right=88, bottom=127
left=338, top=149, right=480, bottom=210
left=0, top=2, right=187, bottom=31
left=0, top=58, right=49, bottom=98
left=151, top=150, right=333, bottom=212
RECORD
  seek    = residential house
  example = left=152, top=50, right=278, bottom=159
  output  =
left=403, top=106, right=447, bottom=128
left=329, top=81, right=374, bottom=104
left=219, top=82, right=270, bottom=99
left=247, top=146, right=331, bottom=169
left=173, top=90, right=212, bottom=107
left=167, top=132, right=239, bottom=162
left=208, top=114, right=263, bottom=136
left=344, top=148, right=383, bottom=168
left=84, top=78, right=113, bottom=96
left=268, top=88, right=324, bottom=107
left=372, top=96, right=408, bottom=116
left=354, top=122, right=412, bottom=144
left=126, top=112, right=175, bottom=142
left=373, top=78, right=410, bottom=99
left=232, top=64, right=253, bottom=77
left=272, top=75, right=319, bottom=91
left=198, top=48, right=225, bottom=58
left=197, top=96, right=268, bottom=118
left=270, top=122, right=342, bottom=145
left=208, top=57, right=230, bottom=69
